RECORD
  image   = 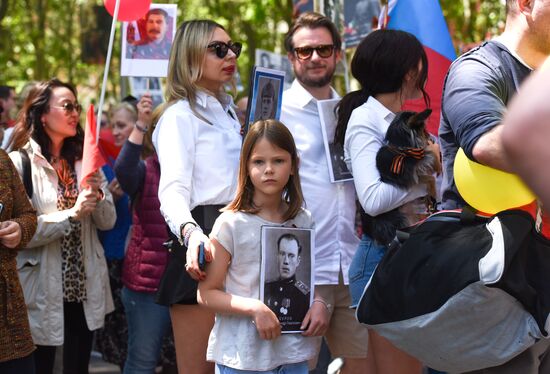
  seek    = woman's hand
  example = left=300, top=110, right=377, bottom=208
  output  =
left=70, top=188, right=98, bottom=221
left=185, top=230, right=213, bottom=281
left=84, top=171, right=102, bottom=191
left=107, top=178, right=124, bottom=202
left=0, top=221, right=22, bottom=248
left=301, top=299, right=330, bottom=336
left=252, top=301, right=281, bottom=340
left=137, top=94, right=154, bottom=127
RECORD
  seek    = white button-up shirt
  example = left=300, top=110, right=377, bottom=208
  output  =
left=153, top=90, right=242, bottom=238
left=281, top=80, right=359, bottom=285
left=344, top=96, right=426, bottom=216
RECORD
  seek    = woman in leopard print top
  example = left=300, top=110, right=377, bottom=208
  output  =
left=8, top=79, right=116, bottom=374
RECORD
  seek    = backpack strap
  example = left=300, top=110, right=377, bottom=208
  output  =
left=19, top=149, right=33, bottom=199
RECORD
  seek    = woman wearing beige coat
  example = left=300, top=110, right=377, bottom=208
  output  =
left=8, top=78, right=116, bottom=374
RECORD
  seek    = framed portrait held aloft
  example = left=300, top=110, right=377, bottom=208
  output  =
left=244, top=67, right=285, bottom=136
left=121, top=3, right=177, bottom=77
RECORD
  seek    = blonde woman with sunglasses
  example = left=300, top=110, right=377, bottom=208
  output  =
left=8, top=78, right=116, bottom=374
left=153, top=20, right=242, bottom=374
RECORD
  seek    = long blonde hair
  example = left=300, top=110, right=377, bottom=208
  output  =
left=154, top=20, right=224, bottom=123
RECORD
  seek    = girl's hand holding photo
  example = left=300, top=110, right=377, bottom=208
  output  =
left=252, top=301, right=282, bottom=340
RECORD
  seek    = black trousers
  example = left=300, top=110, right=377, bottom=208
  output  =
left=0, top=352, right=36, bottom=374
left=34, top=302, right=94, bottom=374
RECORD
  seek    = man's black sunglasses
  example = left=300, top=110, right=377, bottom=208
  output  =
left=207, top=41, right=242, bottom=59
left=293, top=44, right=335, bottom=60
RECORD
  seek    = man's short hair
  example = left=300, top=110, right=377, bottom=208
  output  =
left=284, top=12, right=342, bottom=53
left=147, top=8, right=168, bottom=20
left=0, top=86, right=15, bottom=100
left=277, top=233, right=302, bottom=255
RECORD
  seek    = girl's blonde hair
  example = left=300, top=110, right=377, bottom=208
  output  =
left=153, top=19, right=224, bottom=122
left=225, top=120, right=304, bottom=221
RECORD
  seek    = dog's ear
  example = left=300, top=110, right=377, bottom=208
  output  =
left=407, top=109, right=432, bottom=129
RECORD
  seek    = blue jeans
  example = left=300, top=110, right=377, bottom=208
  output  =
left=348, top=234, right=386, bottom=308
left=121, top=287, right=172, bottom=374
left=216, top=361, right=308, bottom=374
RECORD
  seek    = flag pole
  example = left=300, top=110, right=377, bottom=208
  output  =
left=96, top=0, right=121, bottom=144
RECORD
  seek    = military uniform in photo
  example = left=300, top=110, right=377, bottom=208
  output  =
left=265, top=276, right=310, bottom=332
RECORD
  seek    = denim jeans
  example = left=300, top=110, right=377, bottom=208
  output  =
left=348, top=234, right=386, bottom=308
left=216, top=361, right=308, bottom=374
left=121, top=287, right=172, bottom=374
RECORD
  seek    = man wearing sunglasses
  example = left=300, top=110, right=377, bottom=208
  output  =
left=127, top=8, right=172, bottom=60
left=280, top=12, right=370, bottom=374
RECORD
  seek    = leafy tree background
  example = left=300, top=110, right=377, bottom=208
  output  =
left=0, top=0, right=506, bottom=107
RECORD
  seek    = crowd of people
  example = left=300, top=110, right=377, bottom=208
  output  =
left=1, top=0, right=550, bottom=373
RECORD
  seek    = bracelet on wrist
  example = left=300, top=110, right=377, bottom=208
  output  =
left=312, top=299, right=330, bottom=310
left=182, top=223, right=203, bottom=248
left=134, top=122, right=149, bottom=134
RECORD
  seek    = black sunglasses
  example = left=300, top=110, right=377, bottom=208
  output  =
left=207, top=41, right=242, bottom=59
left=52, top=102, right=82, bottom=115
left=293, top=44, right=335, bottom=60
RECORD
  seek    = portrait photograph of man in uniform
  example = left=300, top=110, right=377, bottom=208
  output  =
left=126, top=7, right=173, bottom=60
left=261, top=228, right=314, bottom=333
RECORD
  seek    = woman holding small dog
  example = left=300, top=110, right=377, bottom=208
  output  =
left=334, top=29, right=438, bottom=374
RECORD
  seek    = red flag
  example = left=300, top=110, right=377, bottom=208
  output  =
left=81, top=104, right=107, bottom=188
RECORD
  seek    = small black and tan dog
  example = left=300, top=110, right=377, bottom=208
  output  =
left=363, top=109, right=440, bottom=246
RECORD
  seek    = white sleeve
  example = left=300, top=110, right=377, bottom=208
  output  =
left=153, top=108, right=197, bottom=239
left=346, top=119, right=426, bottom=217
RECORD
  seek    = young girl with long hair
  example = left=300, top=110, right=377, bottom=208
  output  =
left=334, top=29, right=436, bottom=374
left=153, top=19, right=243, bottom=373
left=197, top=120, right=322, bottom=373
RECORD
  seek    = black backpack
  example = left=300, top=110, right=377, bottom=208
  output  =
left=356, top=209, right=550, bottom=372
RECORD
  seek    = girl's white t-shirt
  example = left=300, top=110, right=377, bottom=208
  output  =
left=207, top=208, right=320, bottom=370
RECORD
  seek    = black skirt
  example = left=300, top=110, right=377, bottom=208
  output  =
left=155, top=205, right=224, bottom=306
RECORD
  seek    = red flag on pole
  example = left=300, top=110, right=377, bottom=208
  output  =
left=81, top=104, right=107, bottom=188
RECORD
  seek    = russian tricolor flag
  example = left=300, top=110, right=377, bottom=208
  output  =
left=383, top=0, right=456, bottom=135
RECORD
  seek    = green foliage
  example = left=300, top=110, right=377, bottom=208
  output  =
left=0, top=0, right=506, bottom=103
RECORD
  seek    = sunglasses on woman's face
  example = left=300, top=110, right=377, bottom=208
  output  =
left=52, top=102, right=82, bottom=115
left=293, top=44, right=335, bottom=60
left=207, top=41, right=242, bottom=59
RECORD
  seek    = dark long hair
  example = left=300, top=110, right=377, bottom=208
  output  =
left=9, top=78, right=84, bottom=165
left=334, top=29, right=429, bottom=146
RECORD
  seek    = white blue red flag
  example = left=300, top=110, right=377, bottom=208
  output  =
left=382, top=0, right=456, bottom=135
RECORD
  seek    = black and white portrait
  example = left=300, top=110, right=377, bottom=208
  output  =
left=245, top=67, right=285, bottom=135
left=255, top=49, right=294, bottom=87
left=261, top=226, right=314, bottom=333
left=318, top=99, right=353, bottom=182
left=344, top=0, right=381, bottom=47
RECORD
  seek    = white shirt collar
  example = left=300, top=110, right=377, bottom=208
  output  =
left=287, top=79, right=340, bottom=108
left=195, top=90, right=234, bottom=112
left=365, top=96, right=396, bottom=124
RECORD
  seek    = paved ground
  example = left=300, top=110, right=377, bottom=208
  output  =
left=89, top=351, right=121, bottom=374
